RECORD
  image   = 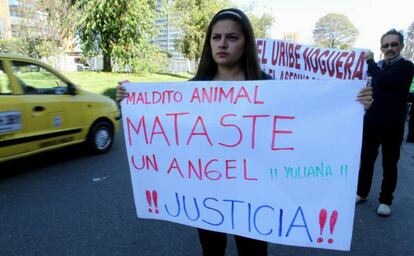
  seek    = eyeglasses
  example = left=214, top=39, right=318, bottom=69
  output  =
left=381, top=42, right=400, bottom=48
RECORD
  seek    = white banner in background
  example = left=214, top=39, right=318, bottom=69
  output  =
left=256, top=38, right=368, bottom=80
left=121, top=79, right=365, bottom=251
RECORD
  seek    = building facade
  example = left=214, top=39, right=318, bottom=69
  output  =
left=153, top=0, right=195, bottom=73
left=0, top=0, right=12, bottom=39
left=283, top=32, right=300, bottom=42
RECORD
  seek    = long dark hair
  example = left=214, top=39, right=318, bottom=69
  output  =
left=193, top=8, right=262, bottom=81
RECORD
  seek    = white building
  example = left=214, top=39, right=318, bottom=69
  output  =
left=0, top=0, right=12, bottom=39
left=153, top=0, right=195, bottom=73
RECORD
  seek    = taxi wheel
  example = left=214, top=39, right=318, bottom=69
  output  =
left=87, top=120, right=114, bottom=154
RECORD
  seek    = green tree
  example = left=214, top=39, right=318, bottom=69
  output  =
left=170, top=0, right=230, bottom=62
left=3, top=0, right=61, bottom=58
left=0, top=0, right=78, bottom=57
left=0, top=38, right=27, bottom=55
left=248, top=13, right=274, bottom=38
left=37, top=0, right=79, bottom=52
left=76, top=0, right=159, bottom=72
left=313, top=13, right=359, bottom=49
left=403, top=21, right=414, bottom=61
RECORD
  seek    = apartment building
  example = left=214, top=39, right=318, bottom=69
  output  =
left=0, top=0, right=12, bottom=39
left=283, top=32, right=300, bottom=42
left=153, top=0, right=195, bottom=73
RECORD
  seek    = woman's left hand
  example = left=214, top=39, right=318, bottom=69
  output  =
left=357, top=86, right=373, bottom=110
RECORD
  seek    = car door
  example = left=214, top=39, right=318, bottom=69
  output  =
left=8, top=59, right=84, bottom=154
left=0, top=59, right=32, bottom=160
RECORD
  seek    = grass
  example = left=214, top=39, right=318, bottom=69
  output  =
left=16, top=72, right=63, bottom=88
left=61, top=71, right=193, bottom=99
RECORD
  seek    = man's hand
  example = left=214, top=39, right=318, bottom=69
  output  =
left=364, top=51, right=374, bottom=61
left=357, top=86, right=374, bottom=110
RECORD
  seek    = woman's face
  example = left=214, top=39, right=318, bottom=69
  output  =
left=210, top=19, right=245, bottom=67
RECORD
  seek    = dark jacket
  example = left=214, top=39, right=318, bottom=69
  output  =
left=364, top=57, right=414, bottom=124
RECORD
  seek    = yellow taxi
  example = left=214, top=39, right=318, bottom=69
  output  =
left=0, top=53, right=120, bottom=162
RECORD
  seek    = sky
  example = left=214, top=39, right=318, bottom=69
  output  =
left=233, top=0, right=413, bottom=56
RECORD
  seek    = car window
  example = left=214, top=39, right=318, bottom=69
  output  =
left=12, top=61, right=70, bottom=95
left=0, top=63, right=11, bottom=95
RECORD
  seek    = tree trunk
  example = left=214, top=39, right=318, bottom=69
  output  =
left=103, top=52, right=112, bottom=72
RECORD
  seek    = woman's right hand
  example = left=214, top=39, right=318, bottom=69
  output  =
left=116, top=80, right=130, bottom=104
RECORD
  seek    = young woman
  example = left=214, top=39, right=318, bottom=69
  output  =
left=188, top=8, right=271, bottom=256
left=116, top=8, right=373, bottom=256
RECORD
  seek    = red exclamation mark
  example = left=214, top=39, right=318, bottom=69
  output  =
left=317, top=208, right=327, bottom=243
left=328, top=210, right=338, bottom=244
left=152, top=190, right=159, bottom=214
left=146, top=190, right=153, bottom=213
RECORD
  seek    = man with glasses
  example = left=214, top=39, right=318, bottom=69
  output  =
left=356, top=29, right=414, bottom=216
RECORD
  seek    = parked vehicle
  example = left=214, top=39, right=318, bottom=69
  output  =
left=76, top=63, right=92, bottom=71
left=0, top=53, right=120, bottom=162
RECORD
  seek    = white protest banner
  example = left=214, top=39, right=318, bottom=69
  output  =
left=256, top=38, right=368, bottom=80
left=121, top=79, right=365, bottom=251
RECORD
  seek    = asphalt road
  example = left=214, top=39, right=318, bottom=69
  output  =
left=1, top=127, right=413, bottom=256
